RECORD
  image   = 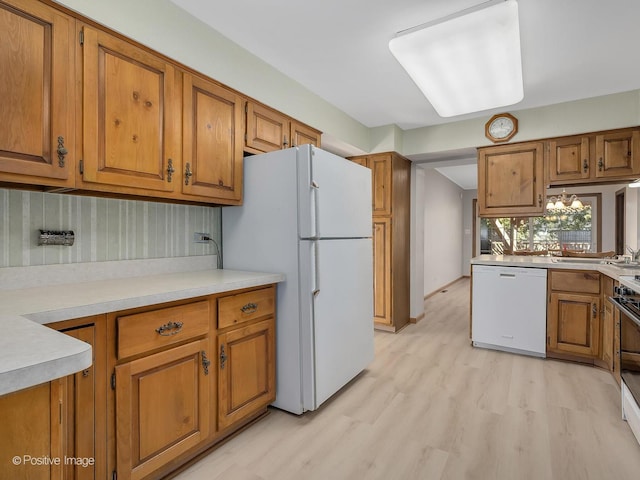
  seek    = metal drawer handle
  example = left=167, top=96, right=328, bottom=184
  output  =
left=201, top=350, right=210, bottom=375
left=241, top=302, right=258, bottom=314
left=220, top=344, right=227, bottom=369
left=155, top=320, right=184, bottom=336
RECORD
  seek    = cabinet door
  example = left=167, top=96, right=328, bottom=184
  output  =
left=478, top=142, right=545, bottom=217
left=245, top=102, right=289, bottom=153
left=115, top=339, right=210, bottom=480
left=290, top=121, right=321, bottom=148
left=595, top=129, right=640, bottom=179
left=602, top=298, right=614, bottom=371
left=80, top=26, right=180, bottom=193
left=371, top=154, right=392, bottom=216
left=548, top=292, right=600, bottom=357
left=372, top=217, right=392, bottom=326
left=62, top=325, right=96, bottom=480
left=182, top=74, right=243, bottom=202
left=0, top=380, right=65, bottom=480
left=218, top=318, right=275, bottom=430
left=0, top=0, right=74, bottom=187
left=547, top=135, right=591, bottom=183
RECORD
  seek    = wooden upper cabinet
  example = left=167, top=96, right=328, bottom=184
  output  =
left=245, top=101, right=321, bottom=153
left=78, top=25, right=180, bottom=194
left=547, top=135, right=591, bottom=183
left=245, top=102, right=289, bottom=153
left=0, top=0, right=75, bottom=187
left=182, top=74, right=243, bottom=203
left=478, top=141, right=545, bottom=217
left=595, top=128, right=640, bottom=179
left=371, top=155, right=392, bottom=216
left=290, top=120, right=321, bottom=148
left=347, top=154, right=392, bottom=216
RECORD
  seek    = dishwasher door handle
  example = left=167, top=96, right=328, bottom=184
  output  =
left=499, top=273, right=516, bottom=278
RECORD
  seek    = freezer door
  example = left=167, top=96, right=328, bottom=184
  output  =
left=299, top=237, right=374, bottom=411
left=297, top=145, right=372, bottom=239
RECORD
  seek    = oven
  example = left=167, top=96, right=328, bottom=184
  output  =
left=610, top=279, right=640, bottom=444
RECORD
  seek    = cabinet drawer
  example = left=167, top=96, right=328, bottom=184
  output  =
left=218, top=287, right=275, bottom=329
left=550, top=270, right=601, bottom=294
left=118, top=301, right=210, bottom=359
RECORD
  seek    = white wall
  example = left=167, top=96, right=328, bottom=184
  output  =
left=410, top=165, right=425, bottom=319
left=422, top=168, right=464, bottom=297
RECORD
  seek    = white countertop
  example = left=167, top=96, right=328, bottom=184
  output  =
left=471, top=254, right=640, bottom=291
left=0, top=257, right=284, bottom=397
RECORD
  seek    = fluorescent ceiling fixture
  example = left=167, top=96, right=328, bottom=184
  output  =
left=629, top=179, right=640, bottom=188
left=389, top=0, right=523, bottom=117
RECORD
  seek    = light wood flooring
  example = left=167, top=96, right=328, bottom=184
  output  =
left=174, top=278, right=640, bottom=480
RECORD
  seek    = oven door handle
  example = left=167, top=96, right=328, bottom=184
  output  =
left=610, top=296, right=640, bottom=329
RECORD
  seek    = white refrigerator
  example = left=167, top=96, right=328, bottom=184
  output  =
left=222, top=145, right=374, bottom=414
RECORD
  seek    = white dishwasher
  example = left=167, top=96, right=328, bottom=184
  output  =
left=472, top=265, right=547, bottom=357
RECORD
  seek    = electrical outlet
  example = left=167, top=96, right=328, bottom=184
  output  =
left=194, top=232, right=210, bottom=244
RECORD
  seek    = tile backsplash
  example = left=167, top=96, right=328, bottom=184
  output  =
left=0, top=188, right=220, bottom=267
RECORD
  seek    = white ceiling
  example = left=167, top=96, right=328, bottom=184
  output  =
left=170, top=0, right=640, bottom=189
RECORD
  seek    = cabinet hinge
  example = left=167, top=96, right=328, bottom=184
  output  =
left=79, top=29, right=84, bottom=46
left=79, top=159, right=84, bottom=175
left=112, top=470, right=117, bottom=480
left=111, top=372, right=116, bottom=390
left=547, top=336, right=550, bottom=345
left=244, top=133, right=247, bottom=142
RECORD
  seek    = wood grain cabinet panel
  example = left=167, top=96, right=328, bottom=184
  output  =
left=115, top=339, right=210, bottom=480
left=548, top=292, right=600, bottom=357
left=218, top=318, right=275, bottom=430
left=478, top=142, right=545, bottom=217
left=290, top=120, right=321, bottom=148
left=245, top=101, right=321, bottom=153
left=0, top=0, right=75, bottom=187
left=78, top=25, right=180, bottom=194
left=372, top=218, right=392, bottom=326
left=182, top=74, right=243, bottom=203
left=595, top=129, right=640, bottom=179
left=0, top=380, right=65, bottom=480
left=547, top=270, right=601, bottom=360
left=547, top=135, right=591, bottom=183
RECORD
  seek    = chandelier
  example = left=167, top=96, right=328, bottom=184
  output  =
left=545, top=190, right=583, bottom=211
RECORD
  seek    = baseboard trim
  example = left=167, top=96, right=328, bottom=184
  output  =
left=410, top=312, right=425, bottom=324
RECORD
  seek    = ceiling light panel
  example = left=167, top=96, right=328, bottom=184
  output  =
left=389, top=1, right=523, bottom=117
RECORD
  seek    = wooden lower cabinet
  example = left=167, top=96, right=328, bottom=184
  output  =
left=548, top=292, right=601, bottom=357
left=0, top=380, right=65, bottom=480
left=218, top=318, right=275, bottom=430
left=372, top=218, right=392, bottom=326
left=547, top=269, right=601, bottom=360
left=0, top=315, right=104, bottom=480
left=115, top=339, right=210, bottom=480
left=109, top=286, right=276, bottom=480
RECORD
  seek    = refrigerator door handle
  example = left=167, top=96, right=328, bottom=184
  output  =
left=311, top=180, right=320, bottom=238
left=312, top=239, right=320, bottom=296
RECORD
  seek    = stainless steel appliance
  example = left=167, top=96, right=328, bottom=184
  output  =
left=610, top=279, right=640, bottom=444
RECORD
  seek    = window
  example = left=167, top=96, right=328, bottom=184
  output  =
left=479, top=194, right=601, bottom=255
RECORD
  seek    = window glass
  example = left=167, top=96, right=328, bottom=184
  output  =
left=480, top=196, right=597, bottom=255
